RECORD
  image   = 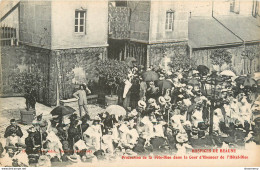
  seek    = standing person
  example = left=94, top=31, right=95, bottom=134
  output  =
left=68, top=119, right=81, bottom=152
left=139, top=76, right=147, bottom=101
left=146, top=81, right=159, bottom=100
left=24, top=87, right=37, bottom=111
left=130, top=77, right=140, bottom=109
left=73, top=84, right=91, bottom=117
left=123, top=78, right=132, bottom=109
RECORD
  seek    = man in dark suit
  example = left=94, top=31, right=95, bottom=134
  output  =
left=25, top=87, right=37, bottom=111
left=4, top=119, right=23, bottom=138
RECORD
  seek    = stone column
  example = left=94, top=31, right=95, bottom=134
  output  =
left=48, top=51, right=60, bottom=106
left=0, top=51, right=2, bottom=94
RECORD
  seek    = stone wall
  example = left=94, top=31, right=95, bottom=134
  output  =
left=0, top=45, right=52, bottom=105
left=128, top=1, right=150, bottom=42
left=192, top=43, right=260, bottom=75
left=0, top=45, right=107, bottom=106
left=51, top=1, right=108, bottom=49
left=149, top=1, right=189, bottom=43
left=0, top=0, right=19, bottom=38
left=52, top=47, right=107, bottom=103
left=19, top=1, right=52, bottom=49
left=148, top=41, right=189, bottom=70
left=108, top=4, right=130, bottom=39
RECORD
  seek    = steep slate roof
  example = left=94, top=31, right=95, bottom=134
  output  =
left=0, top=0, right=20, bottom=22
left=188, top=17, right=243, bottom=49
left=215, top=16, right=260, bottom=43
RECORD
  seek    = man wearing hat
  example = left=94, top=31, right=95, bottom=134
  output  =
left=136, top=100, right=147, bottom=122
left=32, top=125, right=48, bottom=154
left=32, top=113, right=48, bottom=133
left=158, top=96, right=166, bottom=106
left=147, top=98, right=156, bottom=107
left=220, top=88, right=228, bottom=99
left=25, top=127, right=37, bottom=155
left=164, top=95, right=171, bottom=104
left=77, top=114, right=90, bottom=136
left=138, top=100, right=147, bottom=110
left=68, top=118, right=81, bottom=152
left=73, top=84, right=91, bottom=117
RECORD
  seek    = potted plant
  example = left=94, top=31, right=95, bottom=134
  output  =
left=210, top=49, right=232, bottom=72
left=12, top=71, right=43, bottom=94
left=11, top=71, right=43, bottom=124
left=95, top=59, right=129, bottom=105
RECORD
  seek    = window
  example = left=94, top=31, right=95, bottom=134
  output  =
left=75, top=10, right=86, bottom=33
left=115, top=1, right=127, bottom=7
left=108, top=19, right=112, bottom=35
left=165, top=10, right=174, bottom=31
left=230, top=0, right=239, bottom=14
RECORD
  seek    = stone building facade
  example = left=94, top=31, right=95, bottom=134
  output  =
left=108, top=1, right=189, bottom=69
left=188, top=1, right=260, bottom=74
left=109, top=0, right=260, bottom=74
left=1, top=1, right=108, bottom=106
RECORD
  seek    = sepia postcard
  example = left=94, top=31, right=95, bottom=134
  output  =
left=0, top=0, right=260, bottom=167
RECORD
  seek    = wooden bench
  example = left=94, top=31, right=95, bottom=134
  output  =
left=60, top=95, right=98, bottom=107
left=87, top=94, right=98, bottom=104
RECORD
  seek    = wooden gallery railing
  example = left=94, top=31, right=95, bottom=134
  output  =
left=0, top=26, right=17, bottom=46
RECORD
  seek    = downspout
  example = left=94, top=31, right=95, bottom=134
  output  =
left=188, top=44, right=193, bottom=65
left=188, top=9, right=193, bottom=66
left=212, top=1, right=244, bottom=44
left=17, top=2, right=20, bottom=45
left=147, top=0, right=151, bottom=69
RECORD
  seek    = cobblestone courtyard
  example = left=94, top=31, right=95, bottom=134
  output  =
left=0, top=97, right=105, bottom=145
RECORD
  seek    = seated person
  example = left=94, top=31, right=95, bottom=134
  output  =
left=32, top=114, right=48, bottom=133
left=13, top=143, right=29, bottom=167
left=25, top=127, right=37, bottom=155
left=125, top=119, right=139, bottom=149
left=83, top=116, right=102, bottom=151
left=4, top=119, right=23, bottom=138
left=1, top=147, right=15, bottom=167
left=5, top=127, right=22, bottom=147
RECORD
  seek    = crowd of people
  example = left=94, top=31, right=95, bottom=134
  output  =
left=0, top=65, right=259, bottom=167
